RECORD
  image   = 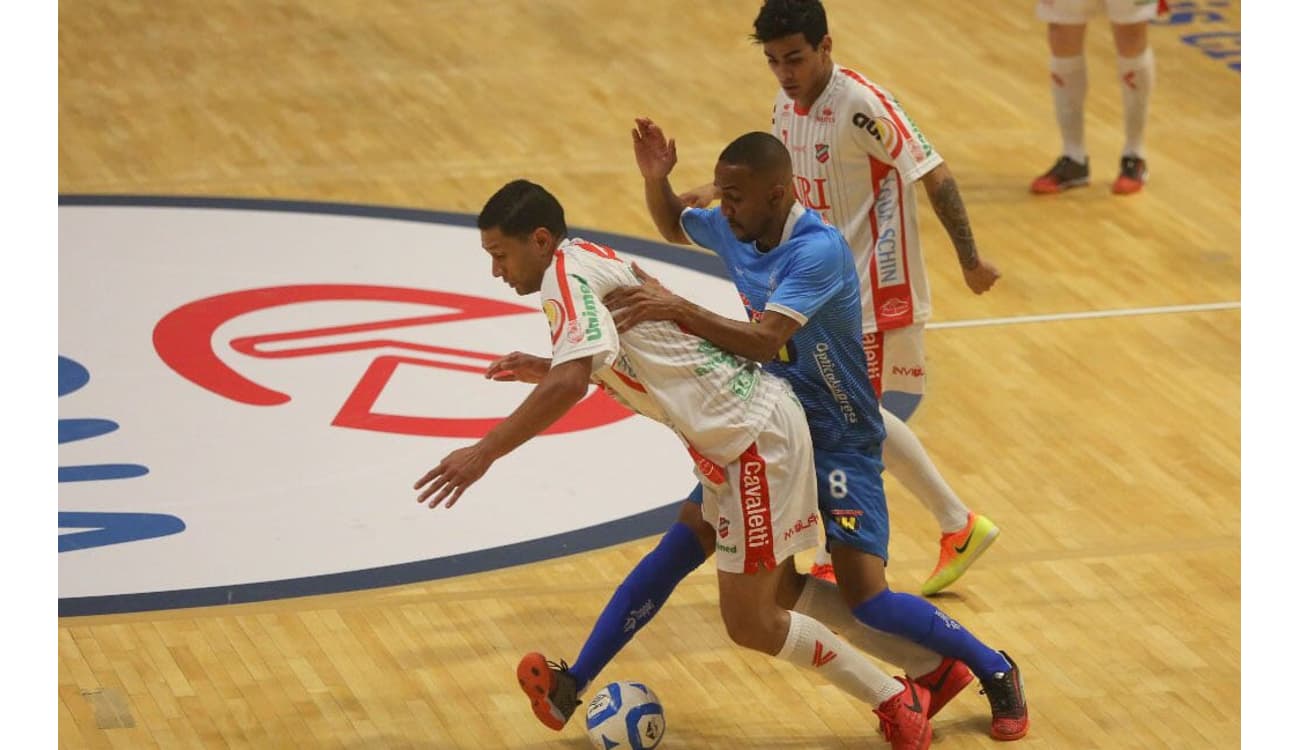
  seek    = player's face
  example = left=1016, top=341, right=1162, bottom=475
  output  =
left=481, top=227, right=552, bottom=295
left=763, top=33, right=833, bottom=106
left=714, top=162, right=782, bottom=244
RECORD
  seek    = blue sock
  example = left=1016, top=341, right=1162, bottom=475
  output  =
left=852, top=588, right=1012, bottom=680
left=569, top=522, right=707, bottom=693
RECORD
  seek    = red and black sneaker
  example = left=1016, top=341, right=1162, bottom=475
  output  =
left=912, top=657, right=974, bottom=718
left=516, top=652, right=581, bottom=731
left=979, top=651, right=1029, bottom=741
left=1030, top=156, right=1090, bottom=194
left=874, top=676, right=933, bottom=750
left=1112, top=155, right=1148, bottom=195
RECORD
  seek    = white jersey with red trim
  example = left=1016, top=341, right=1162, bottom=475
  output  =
left=772, top=64, right=943, bottom=333
left=540, top=238, right=787, bottom=465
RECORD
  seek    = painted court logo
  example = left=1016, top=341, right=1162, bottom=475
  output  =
left=153, top=284, right=627, bottom=438
left=58, top=197, right=742, bottom=615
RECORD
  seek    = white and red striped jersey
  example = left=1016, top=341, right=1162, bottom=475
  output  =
left=541, top=238, right=789, bottom=465
left=772, top=64, right=943, bottom=333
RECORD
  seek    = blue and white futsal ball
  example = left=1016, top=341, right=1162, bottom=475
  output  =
left=584, top=681, right=666, bottom=750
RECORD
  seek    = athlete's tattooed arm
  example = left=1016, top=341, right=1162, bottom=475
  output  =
left=921, top=163, right=978, bottom=269
left=921, top=163, right=1001, bottom=294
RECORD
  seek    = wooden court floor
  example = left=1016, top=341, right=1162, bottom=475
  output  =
left=58, top=1, right=1241, bottom=747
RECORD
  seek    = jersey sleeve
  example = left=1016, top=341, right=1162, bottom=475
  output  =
left=539, top=251, right=620, bottom=371
left=844, top=81, right=943, bottom=184
left=763, top=235, right=846, bottom=326
left=680, top=207, right=730, bottom=256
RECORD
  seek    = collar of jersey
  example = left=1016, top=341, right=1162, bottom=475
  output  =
left=791, top=63, right=841, bottom=117
left=780, top=202, right=806, bottom=246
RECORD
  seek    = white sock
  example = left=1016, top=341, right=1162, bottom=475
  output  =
left=881, top=409, right=970, bottom=534
left=794, top=575, right=943, bottom=678
left=776, top=610, right=903, bottom=707
left=1117, top=47, right=1155, bottom=158
left=1049, top=54, right=1088, bottom=163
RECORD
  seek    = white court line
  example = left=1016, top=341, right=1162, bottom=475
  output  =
left=928, top=301, right=1241, bottom=330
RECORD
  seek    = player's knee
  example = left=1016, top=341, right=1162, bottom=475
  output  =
left=881, top=391, right=923, bottom=422
left=829, top=546, right=889, bottom=607
left=676, top=501, right=715, bottom=557
left=719, top=604, right=784, bottom=654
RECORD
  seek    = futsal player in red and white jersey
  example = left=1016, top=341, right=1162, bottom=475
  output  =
left=682, top=0, right=1002, bottom=596
left=416, top=179, right=937, bottom=747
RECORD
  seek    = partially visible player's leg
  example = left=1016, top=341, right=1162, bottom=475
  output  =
left=778, top=565, right=973, bottom=720
left=569, top=496, right=711, bottom=692
left=1110, top=7, right=1156, bottom=194
left=1031, top=1, right=1092, bottom=192
left=518, top=493, right=711, bottom=730
left=718, top=562, right=935, bottom=750
left=821, top=447, right=1028, bottom=741
left=716, top=398, right=933, bottom=749
left=872, top=325, right=999, bottom=595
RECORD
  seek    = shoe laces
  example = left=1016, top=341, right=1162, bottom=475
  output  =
left=875, top=703, right=899, bottom=741
left=1119, top=155, right=1145, bottom=176
left=544, top=659, right=580, bottom=715
left=979, top=671, right=1022, bottom=718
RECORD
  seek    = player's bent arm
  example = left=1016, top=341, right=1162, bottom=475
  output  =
left=644, top=177, right=690, bottom=245
left=670, top=299, right=802, bottom=363
left=920, top=162, right=981, bottom=271
left=477, top=357, right=594, bottom=460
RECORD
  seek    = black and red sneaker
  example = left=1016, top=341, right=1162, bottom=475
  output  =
left=516, top=652, right=580, bottom=731
left=1112, top=155, right=1148, bottom=195
left=979, top=651, right=1029, bottom=741
left=1030, top=156, right=1090, bottom=194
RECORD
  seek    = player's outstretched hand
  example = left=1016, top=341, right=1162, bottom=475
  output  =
left=963, top=257, right=1001, bottom=295
left=413, top=444, right=494, bottom=509
left=485, top=351, right=551, bottom=383
left=604, top=263, right=680, bottom=332
left=632, top=117, right=677, bottom=180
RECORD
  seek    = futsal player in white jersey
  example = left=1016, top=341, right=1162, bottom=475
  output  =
left=681, top=0, right=1002, bottom=595
left=1031, top=0, right=1166, bottom=195
left=415, top=179, right=937, bottom=747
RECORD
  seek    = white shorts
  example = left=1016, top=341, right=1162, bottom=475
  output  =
left=693, top=393, right=820, bottom=575
left=863, top=323, right=926, bottom=399
left=1036, top=0, right=1163, bottom=25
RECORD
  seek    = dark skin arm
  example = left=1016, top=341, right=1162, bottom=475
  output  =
left=604, top=264, right=801, bottom=363
left=413, top=356, right=592, bottom=508
left=632, top=117, right=691, bottom=245
left=920, top=162, right=1001, bottom=294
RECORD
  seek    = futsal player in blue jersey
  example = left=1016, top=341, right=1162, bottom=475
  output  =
left=515, top=123, right=1029, bottom=746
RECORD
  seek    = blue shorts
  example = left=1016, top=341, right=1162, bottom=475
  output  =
left=686, top=443, right=889, bottom=561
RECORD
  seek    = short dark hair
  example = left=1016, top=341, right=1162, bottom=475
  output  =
left=718, top=132, right=792, bottom=176
left=751, top=0, right=828, bottom=48
left=477, top=179, right=568, bottom=239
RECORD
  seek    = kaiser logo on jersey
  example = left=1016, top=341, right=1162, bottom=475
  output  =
left=58, top=197, right=744, bottom=615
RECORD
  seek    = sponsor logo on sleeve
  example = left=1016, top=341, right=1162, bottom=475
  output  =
left=853, top=112, right=902, bottom=159
left=543, top=298, right=564, bottom=343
